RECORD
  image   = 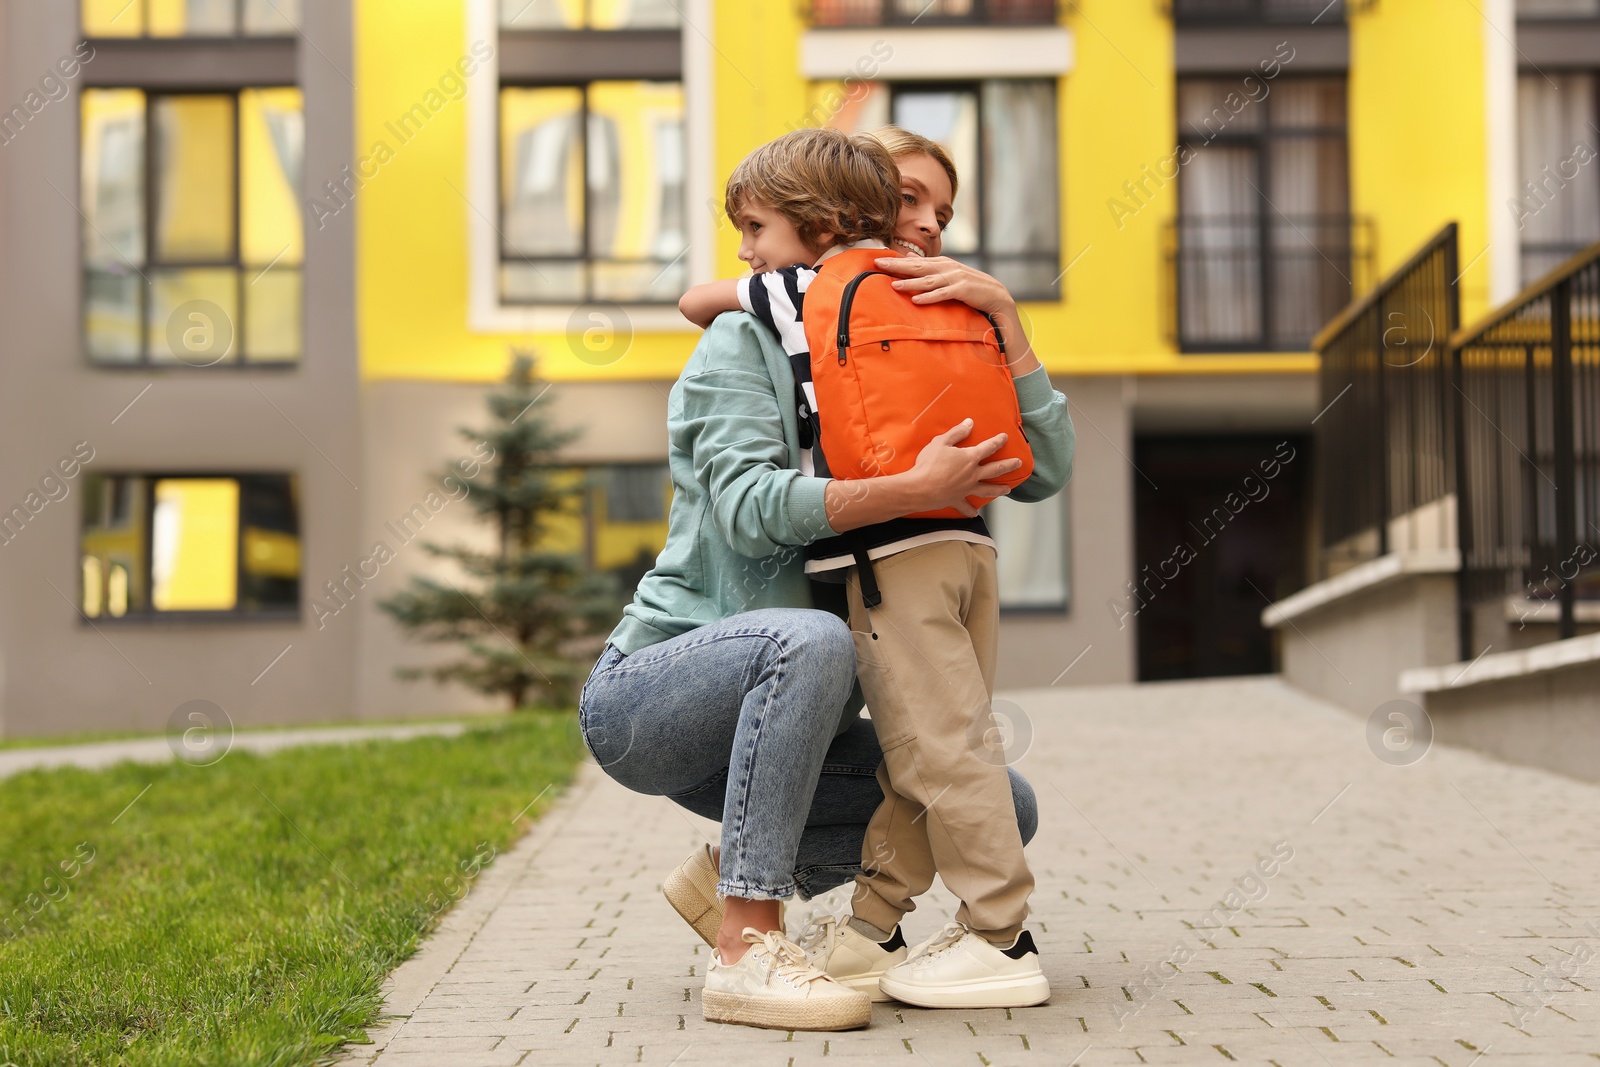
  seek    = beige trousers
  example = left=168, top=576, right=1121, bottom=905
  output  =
left=843, top=539, right=1033, bottom=944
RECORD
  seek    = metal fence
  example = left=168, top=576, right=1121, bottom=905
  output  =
left=1312, top=224, right=1460, bottom=573
left=1452, top=239, right=1600, bottom=646
left=807, top=0, right=1057, bottom=25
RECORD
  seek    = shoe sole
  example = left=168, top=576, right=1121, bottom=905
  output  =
left=663, top=861, right=721, bottom=949
left=837, top=971, right=892, bottom=1003
left=878, top=972, right=1051, bottom=1009
left=702, top=989, right=872, bottom=1031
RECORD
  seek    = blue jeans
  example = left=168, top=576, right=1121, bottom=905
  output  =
left=579, top=607, right=1038, bottom=901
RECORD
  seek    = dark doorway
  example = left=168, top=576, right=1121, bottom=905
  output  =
left=1132, top=434, right=1311, bottom=681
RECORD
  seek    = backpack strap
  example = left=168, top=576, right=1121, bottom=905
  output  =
left=850, top=537, right=883, bottom=609
left=787, top=351, right=816, bottom=451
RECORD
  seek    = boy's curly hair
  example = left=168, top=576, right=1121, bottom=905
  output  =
left=724, top=128, right=902, bottom=252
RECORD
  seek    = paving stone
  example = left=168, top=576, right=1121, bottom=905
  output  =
left=343, top=677, right=1600, bottom=1066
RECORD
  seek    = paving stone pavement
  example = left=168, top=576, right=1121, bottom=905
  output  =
left=344, top=677, right=1600, bottom=1067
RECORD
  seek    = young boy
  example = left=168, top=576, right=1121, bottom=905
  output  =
left=676, top=127, right=1072, bottom=1009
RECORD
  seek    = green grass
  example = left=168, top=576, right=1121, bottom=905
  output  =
left=0, top=713, right=584, bottom=1067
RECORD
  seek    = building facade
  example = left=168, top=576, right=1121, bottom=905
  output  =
left=1, top=0, right=1595, bottom=735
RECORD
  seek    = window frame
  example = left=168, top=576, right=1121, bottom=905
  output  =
left=81, top=0, right=300, bottom=39
left=497, top=0, right=682, bottom=29
left=80, top=83, right=304, bottom=368
left=470, top=0, right=708, bottom=331
left=494, top=78, right=688, bottom=307
left=78, top=471, right=302, bottom=624
left=1515, top=68, right=1600, bottom=285
left=991, top=489, right=1072, bottom=615
left=807, top=0, right=1060, bottom=27
left=1172, top=73, right=1356, bottom=353
left=1167, top=0, right=1346, bottom=24
left=883, top=78, right=1062, bottom=302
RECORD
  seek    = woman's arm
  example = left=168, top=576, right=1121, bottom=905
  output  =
left=826, top=420, right=1022, bottom=528
left=678, top=279, right=743, bottom=329
left=872, top=256, right=1043, bottom=378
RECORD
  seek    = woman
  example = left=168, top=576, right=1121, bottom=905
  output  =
left=578, top=129, right=1071, bottom=1032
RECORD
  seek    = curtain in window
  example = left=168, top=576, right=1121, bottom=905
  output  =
left=983, top=80, right=1060, bottom=298
left=1176, top=76, right=1349, bottom=351
left=1266, top=80, right=1349, bottom=349
left=987, top=493, right=1068, bottom=609
left=892, top=88, right=981, bottom=256
left=1517, top=73, right=1600, bottom=285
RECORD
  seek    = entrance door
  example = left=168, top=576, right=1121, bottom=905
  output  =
left=1132, top=434, right=1310, bottom=681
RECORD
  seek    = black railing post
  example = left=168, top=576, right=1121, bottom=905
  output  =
left=1551, top=279, right=1577, bottom=641
left=1437, top=228, right=1473, bottom=660
left=1374, top=296, right=1389, bottom=556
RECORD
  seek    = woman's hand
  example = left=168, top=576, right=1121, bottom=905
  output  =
left=875, top=255, right=1010, bottom=315
left=873, top=256, right=1043, bottom=378
left=825, top=419, right=1022, bottom=530
left=909, top=419, right=1023, bottom=517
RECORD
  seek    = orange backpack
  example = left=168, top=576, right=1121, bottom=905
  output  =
left=800, top=247, right=1034, bottom=518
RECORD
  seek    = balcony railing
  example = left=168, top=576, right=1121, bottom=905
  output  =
left=1453, top=239, right=1600, bottom=648
left=807, top=0, right=1058, bottom=27
left=1168, top=0, right=1345, bottom=23
left=1165, top=215, right=1373, bottom=353
left=1308, top=226, right=1600, bottom=656
left=1312, top=224, right=1461, bottom=578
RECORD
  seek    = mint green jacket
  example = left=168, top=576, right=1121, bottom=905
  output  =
left=608, top=312, right=1075, bottom=655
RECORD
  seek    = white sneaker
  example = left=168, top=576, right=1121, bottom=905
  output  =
left=878, top=923, right=1050, bottom=1009
left=703, top=927, right=872, bottom=1031
left=796, top=914, right=908, bottom=1002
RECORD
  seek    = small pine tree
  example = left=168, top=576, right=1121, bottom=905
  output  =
left=379, top=353, right=619, bottom=709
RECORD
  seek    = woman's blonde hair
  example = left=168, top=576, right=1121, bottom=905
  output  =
left=865, top=125, right=959, bottom=200
left=724, top=127, right=902, bottom=251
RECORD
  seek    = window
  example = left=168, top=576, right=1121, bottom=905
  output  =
left=1516, top=73, right=1600, bottom=285
left=81, top=0, right=300, bottom=36
left=499, top=0, right=680, bottom=29
left=80, top=474, right=300, bottom=618
left=987, top=493, right=1070, bottom=611
left=498, top=82, right=686, bottom=303
left=536, top=464, right=671, bottom=597
left=809, top=0, right=1058, bottom=26
left=81, top=87, right=304, bottom=364
left=1169, top=0, right=1343, bottom=22
left=1173, top=76, right=1357, bottom=352
left=827, top=79, right=1061, bottom=300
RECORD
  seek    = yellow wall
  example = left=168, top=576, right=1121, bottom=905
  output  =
left=355, top=0, right=700, bottom=384
left=357, top=0, right=1497, bottom=385
left=1349, top=3, right=1493, bottom=323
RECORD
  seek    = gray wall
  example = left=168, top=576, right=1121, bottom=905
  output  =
left=353, top=379, right=671, bottom=718
left=1278, top=573, right=1459, bottom=719
left=1423, top=664, right=1600, bottom=784
left=0, top=2, right=361, bottom=736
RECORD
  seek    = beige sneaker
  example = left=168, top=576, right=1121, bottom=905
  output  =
left=703, top=927, right=872, bottom=1031
left=797, top=914, right=908, bottom=1002
left=878, top=923, right=1050, bottom=1009
left=663, top=845, right=786, bottom=947
left=663, top=844, right=721, bottom=947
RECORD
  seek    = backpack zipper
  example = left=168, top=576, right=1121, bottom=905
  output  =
left=836, top=270, right=887, bottom=366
